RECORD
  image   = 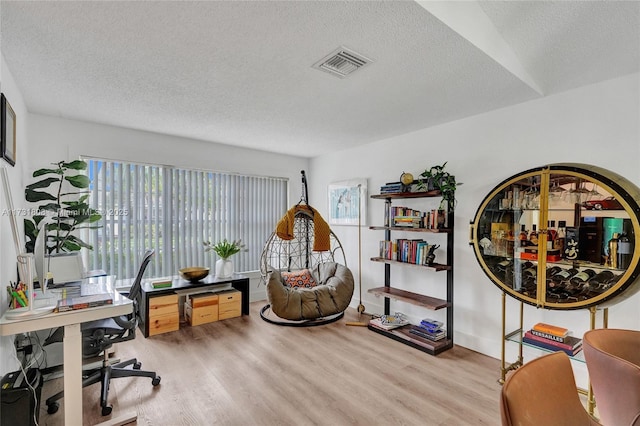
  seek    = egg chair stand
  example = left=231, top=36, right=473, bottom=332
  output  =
left=259, top=171, right=353, bottom=327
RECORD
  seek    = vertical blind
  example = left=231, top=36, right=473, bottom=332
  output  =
left=84, top=159, right=288, bottom=279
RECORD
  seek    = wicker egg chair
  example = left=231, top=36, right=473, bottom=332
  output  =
left=259, top=172, right=353, bottom=326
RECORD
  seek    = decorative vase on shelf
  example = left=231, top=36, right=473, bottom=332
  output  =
left=215, top=258, right=233, bottom=279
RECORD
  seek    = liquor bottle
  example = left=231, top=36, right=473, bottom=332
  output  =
left=547, top=220, right=557, bottom=250
left=588, top=270, right=614, bottom=289
left=529, top=224, right=539, bottom=245
left=554, top=220, right=566, bottom=253
left=518, top=225, right=528, bottom=245
left=569, top=268, right=596, bottom=286
left=606, top=233, right=620, bottom=268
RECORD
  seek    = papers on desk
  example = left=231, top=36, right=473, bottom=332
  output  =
left=55, top=294, right=113, bottom=312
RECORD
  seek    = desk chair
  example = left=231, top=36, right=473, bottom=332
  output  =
left=500, top=351, right=600, bottom=426
left=45, top=249, right=160, bottom=417
left=583, top=328, right=640, bottom=426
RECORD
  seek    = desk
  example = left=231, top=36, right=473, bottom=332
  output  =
left=0, top=276, right=132, bottom=426
left=137, top=274, right=250, bottom=337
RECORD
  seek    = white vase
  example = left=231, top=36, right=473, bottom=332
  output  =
left=215, top=258, right=233, bottom=279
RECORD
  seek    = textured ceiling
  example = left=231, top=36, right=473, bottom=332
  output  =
left=1, top=1, right=639, bottom=158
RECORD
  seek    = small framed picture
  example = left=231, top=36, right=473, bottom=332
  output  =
left=1, top=94, right=16, bottom=167
left=328, top=179, right=367, bottom=226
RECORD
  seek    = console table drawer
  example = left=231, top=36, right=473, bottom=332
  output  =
left=148, top=312, right=179, bottom=336
left=218, top=290, right=241, bottom=320
left=148, top=294, right=179, bottom=336
left=149, top=294, right=179, bottom=311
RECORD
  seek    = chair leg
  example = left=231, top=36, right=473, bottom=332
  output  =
left=46, top=356, right=161, bottom=417
left=100, top=365, right=113, bottom=415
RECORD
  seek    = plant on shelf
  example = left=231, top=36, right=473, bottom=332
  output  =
left=417, top=162, right=461, bottom=210
left=203, top=238, right=246, bottom=259
left=24, top=160, right=102, bottom=253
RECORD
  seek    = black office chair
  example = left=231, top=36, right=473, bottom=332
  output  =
left=45, top=249, right=161, bottom=416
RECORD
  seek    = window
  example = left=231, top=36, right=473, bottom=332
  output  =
left=84, top=159, right=288, bottom=279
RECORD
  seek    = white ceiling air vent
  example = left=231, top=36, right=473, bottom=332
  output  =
left=312, top=46, right=373, bottom=78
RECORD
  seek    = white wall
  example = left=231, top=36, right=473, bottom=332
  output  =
left=0, top=55, right=31, bottom=374
left=310, top=72, right=640, bottom=387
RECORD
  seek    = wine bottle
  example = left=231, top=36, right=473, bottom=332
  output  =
left=569, top=269, right=596, bottom=286
left=588, top=270, right=614, bottom=289
left=549, top=268, right=579, bottom=286
left=529, top=224, right=538, bottom=245
left=617, top=233, right=632, bottom=269
left=546, top=266, right=562, bottom=280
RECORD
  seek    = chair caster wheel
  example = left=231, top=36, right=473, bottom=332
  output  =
left=47, top=402, right=59, bottom=414
left=102, top=405, right=113, bottom=416
left=133, top=361, right=142, bottom=369
left=152, top=376, right=161, bottom=386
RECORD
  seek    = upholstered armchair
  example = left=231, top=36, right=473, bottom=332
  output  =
left=500, top=351, right=600, bottom=426
left=583, top=328, right=640, bottom=426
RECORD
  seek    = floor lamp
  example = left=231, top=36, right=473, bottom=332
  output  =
left=346, top=183, right=368, bottom=326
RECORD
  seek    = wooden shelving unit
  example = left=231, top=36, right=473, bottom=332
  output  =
left=368, top=190, right=454, bottom=356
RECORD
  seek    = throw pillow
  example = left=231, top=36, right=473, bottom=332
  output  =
left=281, top=269, right=317, bottom=289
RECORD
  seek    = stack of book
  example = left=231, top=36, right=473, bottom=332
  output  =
left=55, top=293, right=114, bottom=312
left=380, top=183, right=403, bottom=194
left=409, top=318, right=445, bottom=341
left=522, top=322, right=583, bottom=356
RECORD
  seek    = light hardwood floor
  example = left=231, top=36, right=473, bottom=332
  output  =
left=38, top=302, right=502, bottom=425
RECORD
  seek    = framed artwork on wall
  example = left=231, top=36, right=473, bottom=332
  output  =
left=328, top=178, right=367, bottom=226
left=1, top=93, right=16, bottom=167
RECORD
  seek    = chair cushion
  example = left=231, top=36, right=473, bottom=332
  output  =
left=266, top=262, right=354, bottom=320
left=281, top=269, right=317, bottom=288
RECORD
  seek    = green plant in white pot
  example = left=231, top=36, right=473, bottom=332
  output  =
left=203, top=239, right=245, bottom=279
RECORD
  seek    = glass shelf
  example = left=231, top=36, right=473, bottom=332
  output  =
left=505, top=328, right=585, bottom=363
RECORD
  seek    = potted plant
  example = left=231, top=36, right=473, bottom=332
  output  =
left=417, top=162, right=460, bottom=210
left=203, top=239, right=246, bottom=279
left=24, top=160, right=102, bottom=254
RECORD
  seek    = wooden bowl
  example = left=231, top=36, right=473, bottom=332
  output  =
left=179, top=267, right=210, bottom=283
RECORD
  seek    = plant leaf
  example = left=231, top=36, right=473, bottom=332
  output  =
left=33, top=168, right=62, bottom=177
left=63, top=160, right=87, bottom=170
left=26, top=177, right=61, bottom=190
left=65, top=175, right=90, bottom=188
left=25, top=189, right=57, bottom=202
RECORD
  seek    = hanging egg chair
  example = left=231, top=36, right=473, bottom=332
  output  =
left=259, top=171, right=353, bottom=326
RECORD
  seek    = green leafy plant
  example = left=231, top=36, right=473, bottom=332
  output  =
left=203, top=239, right=246, bottom=260
left=417, top=162, right=461, bottom=210
left=24, top=160, right=102, bottom=253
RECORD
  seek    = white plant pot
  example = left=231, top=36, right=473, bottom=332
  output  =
left=215, top=258, right=233, bottom=279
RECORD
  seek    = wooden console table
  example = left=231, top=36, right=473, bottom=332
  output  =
left=137, top=274, right=250, bottom=337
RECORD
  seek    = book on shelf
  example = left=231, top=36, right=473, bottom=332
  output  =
left=419, top=318, right=443, bottom=332
left=530, top=329, right=569, bottom=343
left=522, top=335, right=582, bottom=357
left=409, top=326, right=446, bottom=341
left=523, top=331, right=582, bottom=351
left=55, top=293, right=113, bottom=312
left=532, top=322, right=569, bottom=337
left=369, top=317, right=409, bottom=331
